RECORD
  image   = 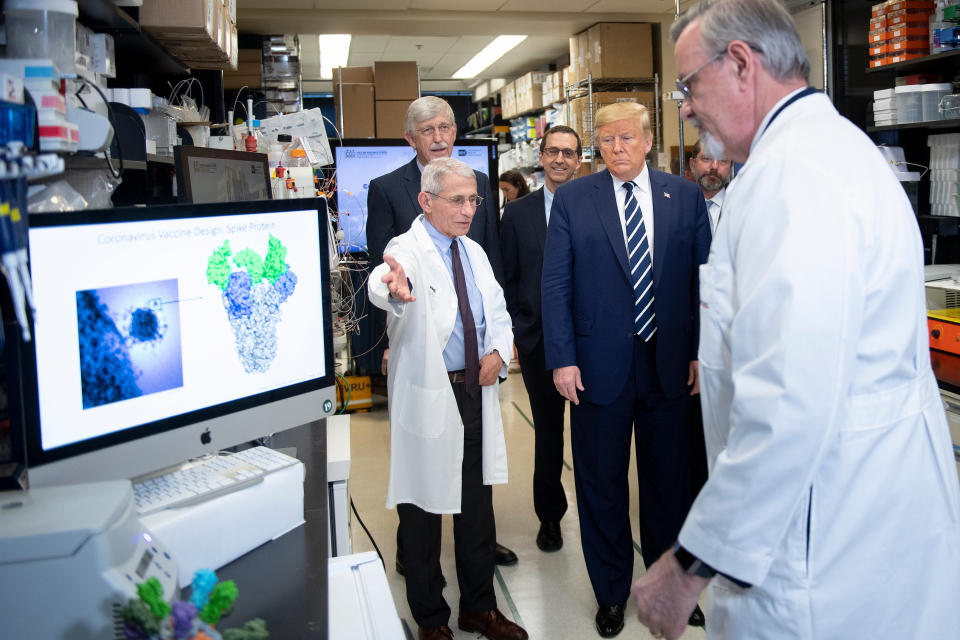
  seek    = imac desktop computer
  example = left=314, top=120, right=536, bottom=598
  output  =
left=331, top=138, right=497, bottom=254
left=20, top=198, right=336, bottom=487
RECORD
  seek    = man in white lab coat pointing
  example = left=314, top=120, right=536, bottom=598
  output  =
left=630, top=1, right=960, bottom=639
left=369, top=158, right=527, bottom=640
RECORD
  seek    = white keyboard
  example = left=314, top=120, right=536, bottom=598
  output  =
left=133, top=446, right=300, bottom=516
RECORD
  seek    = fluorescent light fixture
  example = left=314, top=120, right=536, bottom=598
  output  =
left=319, top=34, right=352, bottom=79
left=453, top=35, right=527, bottom=79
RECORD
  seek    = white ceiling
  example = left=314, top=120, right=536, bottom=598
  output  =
left=238, top=0, right=698, bottom=90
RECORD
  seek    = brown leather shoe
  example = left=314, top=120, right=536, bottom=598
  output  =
left=418, top=625, right=454, bottom=640
left=458, top=609, right=528, bottom=640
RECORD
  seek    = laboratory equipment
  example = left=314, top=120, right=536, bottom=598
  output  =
left=0, top=480, right=177, bottom=639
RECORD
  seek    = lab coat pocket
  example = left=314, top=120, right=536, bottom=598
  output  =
left=392, top=381, right=451, bottom=439
left=697, top=263, right=728, bottom=369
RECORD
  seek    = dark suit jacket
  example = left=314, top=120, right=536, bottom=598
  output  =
left=366, top=157, right=502, bottom=281
left=501, top=187, right=548, bottom=357
left=541, top=168, right=710, bottom=405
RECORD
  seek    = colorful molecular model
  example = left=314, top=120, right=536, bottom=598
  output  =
left=206, top=235, right=298, bottom=373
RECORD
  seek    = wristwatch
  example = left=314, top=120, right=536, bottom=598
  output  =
left=673, top=543, right=717, bottom=579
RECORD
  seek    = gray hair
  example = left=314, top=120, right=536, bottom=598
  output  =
left=670, top=0, right=810, bottom=82
left=421, top=158, right=475, bottom=195
left=405, top=96, right=456, bottom=136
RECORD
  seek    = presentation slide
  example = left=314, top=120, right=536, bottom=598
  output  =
left=335, top=145, right=491, bottom=253
left=28, top=209, right=328, bottom=451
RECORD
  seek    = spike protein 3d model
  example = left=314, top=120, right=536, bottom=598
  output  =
left=207, top=234, right=298, bottom=373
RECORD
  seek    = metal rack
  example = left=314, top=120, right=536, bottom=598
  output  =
left=262, top=36, right=302, bottom=115
left=564, top=74, right=661, bottom=173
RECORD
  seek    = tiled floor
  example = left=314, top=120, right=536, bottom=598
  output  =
left=346, top=372, right=707, bottom=640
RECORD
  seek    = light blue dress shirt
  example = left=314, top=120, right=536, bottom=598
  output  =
left=422, top=217, right=486, bottom=371
left=544, top=186, right=554, bottom=225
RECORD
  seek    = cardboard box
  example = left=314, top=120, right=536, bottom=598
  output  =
left=570, top=91, right=656, bottom=147
left=374, top=61, right=420, bottom=100
left=577, top=31, right=590, bottom=81
left=585, top=23, right=654, bottom=79
left=569, top=36, right=581, bottom=84
left=141, top=0, right=216, bottom=39
left=222, top=73, right=260, bottom=90
left=335, top=66, right=374, bottom=84
left=376, top=99, right=415, bottom=138
left=501, top=81, right=517, bottom=119
left=335, top=83, right=376, bottom=138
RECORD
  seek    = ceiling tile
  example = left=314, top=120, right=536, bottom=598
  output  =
left=311, top=0, right=413, bottom=8
left=498, top=0, right=597, bottom=11
left=350, top=35, right=389, bottom=54
left=238, top=0, right=314, bottom=8
left=346, top=52, right=381, bottom=67
left=447, top=36, right=498, bottom=54
left=586, top=0, right=676, bottom=12
left=383, top=36, right=459, bottom=55
left=408, top=0, right=489, bottom=10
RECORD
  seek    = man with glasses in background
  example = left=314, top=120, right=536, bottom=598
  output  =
left=541, top=102, right=710, bottom=637
left=500, top=125, right=582, bottom=554
left=369, top=157, right=526, bottom=640
left=366, top=96, right=517, bottom=573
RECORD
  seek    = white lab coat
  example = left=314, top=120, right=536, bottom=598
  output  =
left=369, top=216, right=512, bottom=514
left=682, top=90, right=960, bottom=639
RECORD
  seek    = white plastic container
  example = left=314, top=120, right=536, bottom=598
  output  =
left=921, top=83, right=952, bottom=121
left=895, top=85, right=924, bottom=124
left=2, top=0, right=78, bottom=76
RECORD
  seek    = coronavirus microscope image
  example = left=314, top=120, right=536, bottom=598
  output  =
left=76, top=279, right=184, bottom=409
left=206, top=235, right=298, bottom=373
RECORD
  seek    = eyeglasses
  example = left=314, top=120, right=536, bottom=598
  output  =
left=696, top=155, right=732, bottom=166
left=415, top=123, right=454, bottom=137
left=427, top=192, right=484, bottom=208
left=541, top=147, right=579, bottom=160
left=676, top=51, right=725, bottom=99
left=598, top=133, right=640, bottom=149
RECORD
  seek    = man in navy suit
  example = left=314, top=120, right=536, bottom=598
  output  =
left=366, top=96, right=516, bottom=572
left=541, top=102, right=710, bottom=637
left=500, top=125, right=582, bottom=553
left=367, top=96, right=501, bottom=280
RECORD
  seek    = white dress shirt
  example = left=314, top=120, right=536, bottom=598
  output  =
left=706, top=186, right=726, bottom=236
left=610, top=163, right=655, bottom=258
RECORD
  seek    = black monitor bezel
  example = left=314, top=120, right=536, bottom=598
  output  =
left=174, top=145, right=273, bottom=204
left=328, top=137, right=498, bottom=255
left=20, top=198, right=335, bottom=470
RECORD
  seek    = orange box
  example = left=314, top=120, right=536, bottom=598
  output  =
left=887, top=0, right=934, bottom=11
left=871, top=1, right=889, bottom=18
left=889, top=25, right=929, bottom=38
left=928, top=310, right=960, bottom=355
left=870, top=16, right=888, bottom=30
left=870, top=30, right=893, bottom=43
left=870, top=55, right=892, bottom=68
left=889, top=51, right=926, bottom=63
left=870, top=43, right=890, bottom=56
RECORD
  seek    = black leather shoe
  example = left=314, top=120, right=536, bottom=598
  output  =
left=688, top=604, right=705, bottom=627
left=536, top=521, right=563, bottom=552
left=495, top=542, right=518, bottom=566
left=595, top=603, right=625, bottom=638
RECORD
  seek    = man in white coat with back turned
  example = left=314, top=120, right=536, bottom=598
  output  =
left=369, top=157, right=527, bottom=640
left=630, top=1, right=960, bottom=639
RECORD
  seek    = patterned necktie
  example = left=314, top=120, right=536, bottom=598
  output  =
left=623, top=181, right=656, bottom=340
left=450, top=239, right=480, bottom=395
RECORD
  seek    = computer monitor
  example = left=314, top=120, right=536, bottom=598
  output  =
left=20, top=199, right=336, bottom=487
left=174, top=146, right=272, bottom=204
left=331, top=138, right=498, bottom=254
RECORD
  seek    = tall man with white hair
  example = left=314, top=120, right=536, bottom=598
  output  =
left=541, top=101, right=710, bottom=637
left=367, top=96, right=517, bottom=570
left=369, top=158, right=527, bottom=640
left=630, top=1, right=960, bottom=639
